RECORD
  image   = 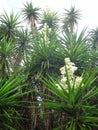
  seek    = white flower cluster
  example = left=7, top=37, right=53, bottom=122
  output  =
left=58, top=58, right=83, bottom=90
left=41, top=23, right=51, bottom=45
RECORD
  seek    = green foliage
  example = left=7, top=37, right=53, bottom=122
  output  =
left=89, top=27, right=98, bottom=48
left=27, top=28, right=65, bottom=76
left=40, top=68, right=98, bottom=129
left=0, top=39, right=15, bottom=77
left=62, top=6, right=81, bottom=32
left=21, top=1, right=40, bottom=21
left=13, top=29, right=32, bottom=70
left=0, top=2, right=97, bottom=129
left=59, top=29, right=91, bottom=74
left=0, top=11, right=20, bottom=41
left=41, top=9, right=59, bottom=30
left=89, top=48, right=98, bottom=69
left=0, top=73, right=30, bottom=130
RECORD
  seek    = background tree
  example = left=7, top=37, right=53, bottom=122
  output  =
left=13, top=28, right=32, bottom=71
left=21, top=1, right=40, bottom=32
left=89, top=27, right=98, bottom=48
left=0, top=11, right=19, bottom=41
left=62, top=6, right=81, bottom=33
left=40, top=8, right=59, bottom=31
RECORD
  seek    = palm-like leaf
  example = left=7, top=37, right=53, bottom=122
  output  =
left=59, top=29, right=90, bottom=74
left=0, top=73, right=31, bottom=130
left=0, top=11, right=20, bottom=41
left=89, top=28, right=98, bottom=48
left=13, top=29, right=32, bottom=70
left=40, top=9, right=59, bottom=30
left=62, top=6, right=81, bottom=33
left=27, top=30, right=65, bottom=76
left=21, top=1, right=40, bottom=29
left=89, top=48, right=98, bottom=70
left=39, top=68, right=98, bottom=129
left=0, top=39, right=15, bottom=77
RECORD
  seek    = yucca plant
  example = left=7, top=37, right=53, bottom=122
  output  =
left=13, top=28, right=32, bottom=71
left=0, top=73, right=32, bottom=130
left=89, top=27, right=98, bottom=49
left=62, top=6, right=81, bottom=33
left=0, top=39, right=15, bottom=78
left=27, top=24, right=65, bottom=77
left=89, top=48, right=98, bottom=68
left=21, top=1, right=40, bottom=31
left=23, top=24, right=66, bottom=130
left=38, top=58, right=98, bottom=130
left=0, top=11, right=20, bottom=41
left=40, top=9, right=59, bottom=31
left=59, top=29, right=90, bottom=75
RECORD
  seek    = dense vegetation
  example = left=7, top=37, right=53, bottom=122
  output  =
left=0, top=2, right=98, bottom=130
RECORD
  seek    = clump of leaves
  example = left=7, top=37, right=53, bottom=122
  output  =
left=39, top=58, right=98, bottom=130
left=0, top=73, right=32, bottom=130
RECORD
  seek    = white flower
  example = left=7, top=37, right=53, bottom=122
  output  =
left=64, top=58, right=70, bottom=64
left=67, top=71, right=74, bottom=80
left=56, top=83, right=61, bottom=90
left=58, top=57, right=82, bottom=91
left=61, top=77, right=67, bottom=84
left=66, top=64, right=71, bottom=69
left=65, top=58, right=77, bottom=73
left=68, top=62, right=75, bottom=67
left=60, top=66, right=65, bottom=75
left=63, top=84, right=68, bottom=90
left=75, top=76, right=82, bottom=87
left=70, top=66, right=77, bottom=74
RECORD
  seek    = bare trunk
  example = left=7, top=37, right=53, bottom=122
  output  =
left=30, top=16, right=37, bottom=35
